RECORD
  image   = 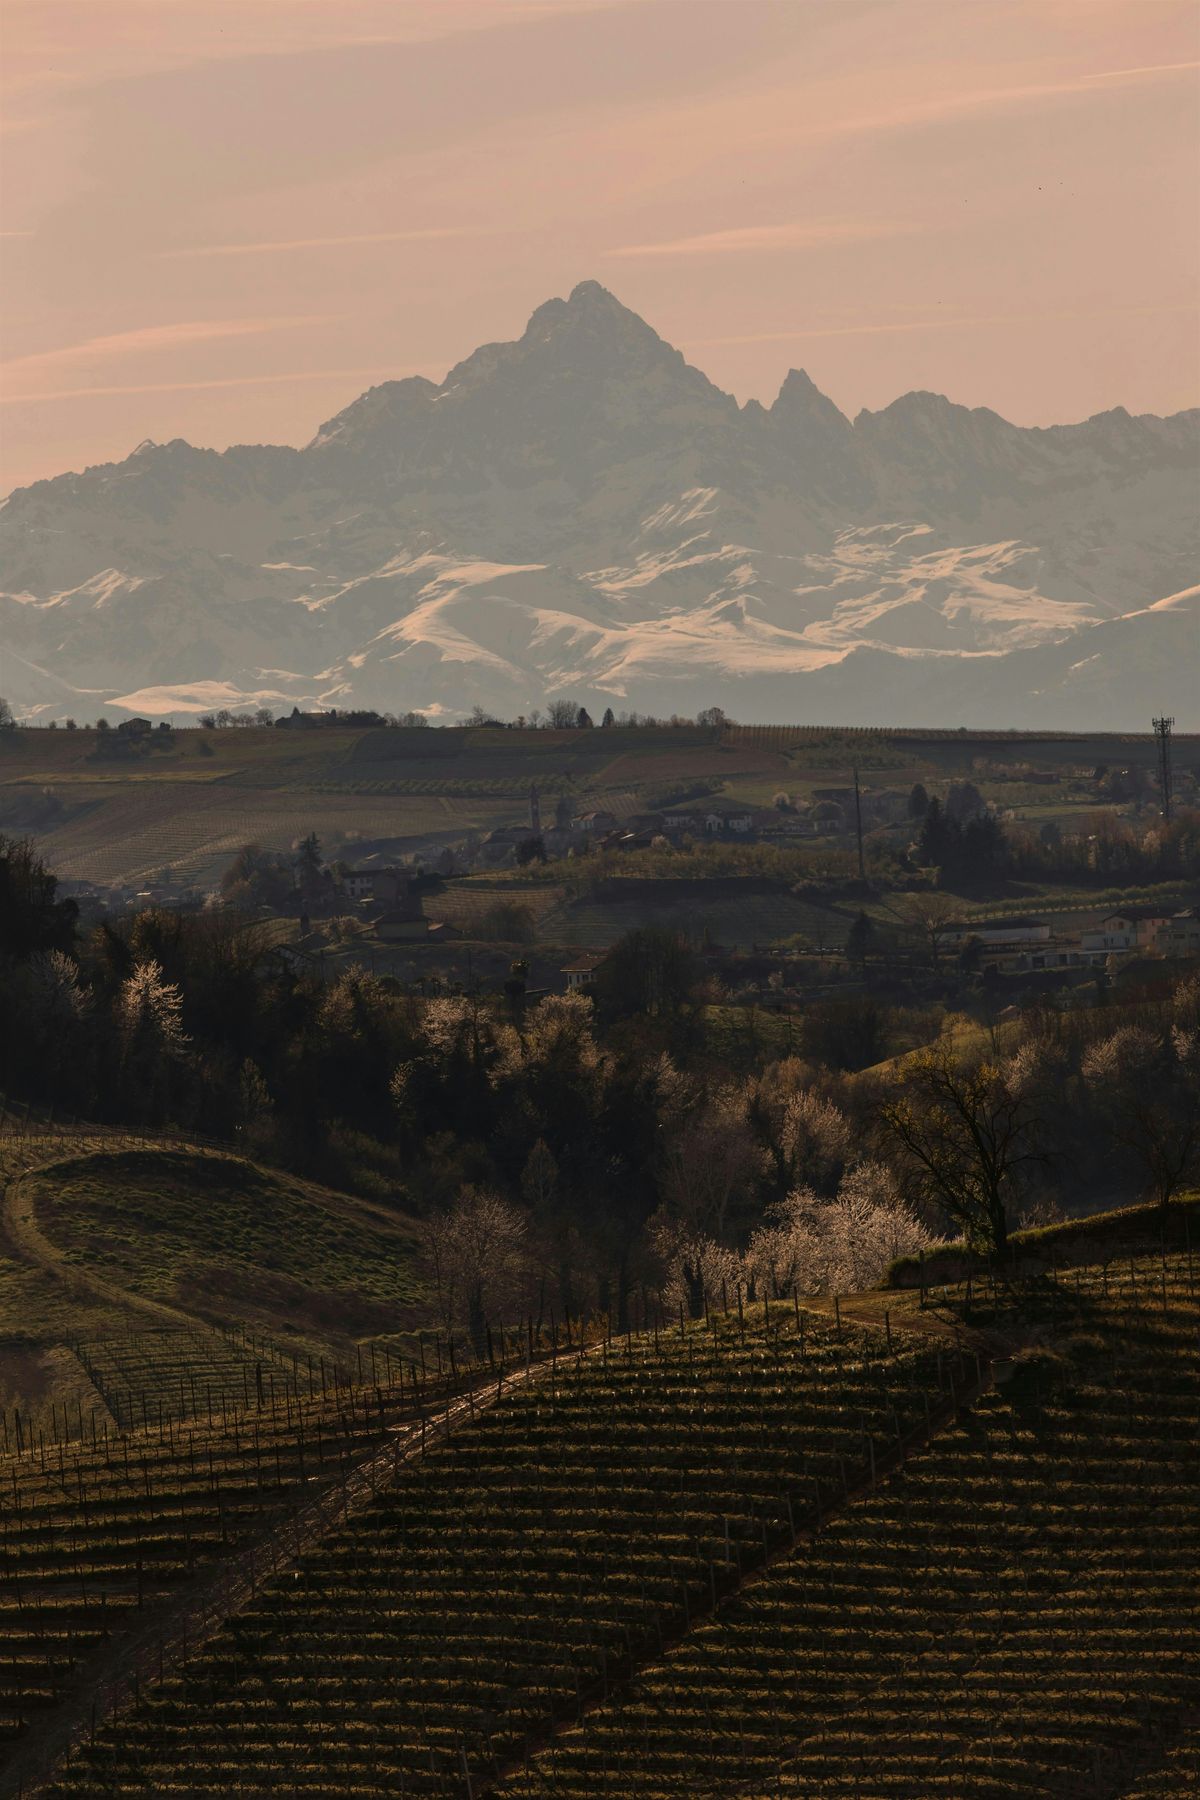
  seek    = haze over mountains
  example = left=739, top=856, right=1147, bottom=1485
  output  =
left=1, top=281, right=1196, bottom=728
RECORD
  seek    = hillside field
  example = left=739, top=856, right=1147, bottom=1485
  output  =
left=1, top=722, right=1189, bottom=891
left=0, top=1122, right=1196, bottom=1797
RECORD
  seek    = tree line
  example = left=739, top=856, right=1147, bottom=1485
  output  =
left=1, top=835, right=1197, bottom=1344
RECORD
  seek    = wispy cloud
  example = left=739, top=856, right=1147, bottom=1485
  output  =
left=159, top=227, right=492, bottom=259
left=692, top=301, right=1200, bottom=348
left=2, top=315, right=332, bottom=381
left=607, top=219, right=908, bottom=260
left=1083, top=60, right=1200, bottom=84
left=820, top=58, right=1200, bottom=143
left=0, top=364, right=415, bottom=408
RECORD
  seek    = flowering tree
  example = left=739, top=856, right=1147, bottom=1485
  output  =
left=745, top=1162, right=936, bottom=1298
left=421, top=1186, right=530, bottom=1356
left=117, top=960, right=189, bottom=1121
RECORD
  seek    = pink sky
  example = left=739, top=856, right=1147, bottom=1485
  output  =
left=1, top=0, right=1197, bottom=493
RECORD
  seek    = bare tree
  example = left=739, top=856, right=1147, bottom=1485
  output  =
left=884, top=891, right=961, bottom=969
left=421, top=1187, right=529, bottom=1356
left=881, top=1047, right=1040, bottom=1256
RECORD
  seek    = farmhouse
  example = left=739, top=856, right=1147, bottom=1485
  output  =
left=1081, top=908, right=1175, bottom=954
left=342, top=863, right=406, bottom=904
left=561, top=952, right=606, bottom=992
left=570, top=809, right=618, bottom=835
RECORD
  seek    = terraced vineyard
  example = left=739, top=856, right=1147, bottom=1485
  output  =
left=0, top=1366, right=433, bottom=1790
left=497, top=1252, right=1200, bottom=1799
left=4, top=1120, right=1196, bottom=1798
left=45, top=1305, right=955, bottom=1795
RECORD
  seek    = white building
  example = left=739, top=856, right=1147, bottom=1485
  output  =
left=944, top=917, right=1050, bottom=948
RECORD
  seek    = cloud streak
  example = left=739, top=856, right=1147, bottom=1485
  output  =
left=607, top=219, right=909, bottom=260
left=691, top=301, right=1200, bottom=348
left=818, top=57, right=1200, bottom=144
left=2, top=315, right=333, bottom=381
left=159, top=227, right=493, bottom=259
left=0, top=364, right=416, bottom=408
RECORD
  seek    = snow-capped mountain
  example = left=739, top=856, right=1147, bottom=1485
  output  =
left=1, top=281, right=1196, bottom=727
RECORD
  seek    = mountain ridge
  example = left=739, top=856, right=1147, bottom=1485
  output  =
left=1, top=280, right=1196, bottom=727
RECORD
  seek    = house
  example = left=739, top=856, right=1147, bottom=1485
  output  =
left=661, top=808, right=699, bottom=832
left=561, top=952, right=606, bottom=993
left=343, top=864, right=405, bottom=905
left=1162, top=907, right=1200, bottom=956
left=1085, top=907, right=1175, bottom=952
left=944, top=917, right=1050, bottom=948
left=116, top=716, right=153, bottom=737
left=570, top=809, right=618, bottom=835
left=702, top=800, right=755, bottom=835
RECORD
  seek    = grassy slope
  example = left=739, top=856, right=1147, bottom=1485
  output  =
left=23, top=1148, right=422, bottom=1355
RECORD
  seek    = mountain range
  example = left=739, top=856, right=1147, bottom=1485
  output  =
left=1, top=280, right=1196, bottom=728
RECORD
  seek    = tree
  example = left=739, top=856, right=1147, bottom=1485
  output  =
left=696, top=706, right=727, bottom=729
left=881, top=1048, right=1040, bottom=1256
left=746, top=1163, right=934, bottom=1298
left=421, top=1187, right=529, bottom=1356
left=0, top=836, right=78, bottom=958
left=0, top=697, right=15, bottom=730
left=198, top=714, right=216, bottom=729
left=885, top=890, right=960, bottom=969
left=601, top=707, right=615, bottom=728
left=907, top=782, right=929, bottom=819
left=576, top=707, right=593, bottom=729
left=516, top=835, right=546, bottom=866
left=117, top=959, right=190, bottom=1121
left=253, top=707, right=274, bottom=726
left=546, top=699, right=579, bottom=729
left=945, top=780, right=986, bottom=825
left=916, top=797, right=952, bottom=868
left=846, top=911, right=875, bottom=966
left=1082, top=1023, right=1200, bottom=1212
left=594, top=927, right=699, bottom=1022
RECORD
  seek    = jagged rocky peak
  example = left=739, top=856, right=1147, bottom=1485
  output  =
left=771, top=367, right=850, bottom=428
left=440, top=277, right=728, bottom=404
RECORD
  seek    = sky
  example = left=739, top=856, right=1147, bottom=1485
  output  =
left=1, top=0, right=1197, bottom=494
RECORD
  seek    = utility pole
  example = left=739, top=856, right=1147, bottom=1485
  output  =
left=852, top=765, right=866, bottom=880
left=1152, top=716, right=1174, bottom=821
